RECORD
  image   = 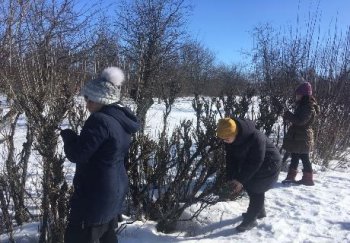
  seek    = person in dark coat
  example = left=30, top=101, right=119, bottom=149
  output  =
left=61, top=67, right=140, bottom=243
left=282, top=81, right=319, bottom=186
left=216, top=117, right=281, bottom=232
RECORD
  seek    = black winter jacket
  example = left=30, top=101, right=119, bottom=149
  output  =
left=225, top=118, right=281, bottom=193
left=61, top=103, right=140, bottom=226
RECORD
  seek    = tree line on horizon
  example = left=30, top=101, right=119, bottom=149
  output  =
left=0, top=0, right=349, bottom=242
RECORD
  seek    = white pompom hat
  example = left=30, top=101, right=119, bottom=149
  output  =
left=81, top=67, right=125, bottom=105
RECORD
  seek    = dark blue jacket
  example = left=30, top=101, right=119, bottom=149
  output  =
left=61, top=103, right=139, bottom=226
left=225, top=118, right=281, bottom=193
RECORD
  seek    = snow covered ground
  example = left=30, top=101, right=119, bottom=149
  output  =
left=1, top=97, right=350, bottom=242
left=2, top=169, right=350, bottom=243
left=119, top=170, right=350, bottom=243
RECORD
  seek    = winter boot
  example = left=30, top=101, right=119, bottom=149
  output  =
left=297, top=171, right=314, bottom=186
left=282, top=168, right=298, bottom=184
left=236, top=218, right=258, bottom=232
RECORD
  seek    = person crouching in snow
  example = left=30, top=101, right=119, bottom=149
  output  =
left=282, top=81, right=319, bottom=186
left=216, top=118, right=281, bottom=232
left=60, top=67, right=140, bottom=243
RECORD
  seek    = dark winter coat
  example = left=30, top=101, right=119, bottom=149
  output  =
left=61, top=103, right=140, bottom=226
left=225, top=118, right=281, bottom=193
left=282, top=96, right=319, bottom=154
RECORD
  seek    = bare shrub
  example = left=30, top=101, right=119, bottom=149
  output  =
left=250, top=20, right=350, bottom=167
left=0, top=0, right=96, bottom=241
left=126, top=96, right=225, bottom=233
left=313, top=71, right=350, bottom=166
left=216, top=85, right=255, bottom=119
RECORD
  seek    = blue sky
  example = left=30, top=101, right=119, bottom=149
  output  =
left=79, top=0, right=349, bottom=65
left=187, top=0, right=350, bottom=65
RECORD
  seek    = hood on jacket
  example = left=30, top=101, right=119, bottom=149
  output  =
left=231, top=118, right=256, bottom=145
left=101, top=103, right=140, bottom=134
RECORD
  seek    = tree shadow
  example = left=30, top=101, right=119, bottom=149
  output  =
left=183, top=217, right=243, bottom=239
left=327, top=220, right=350, bottom=230
left=273, top=181, right=301, bottom=189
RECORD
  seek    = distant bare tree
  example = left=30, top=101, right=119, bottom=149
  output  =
left=212, top=65, right=249, bottom=97
left=179, top=40, right=215, bottom=95
left=87, top=16, right=121, bottom=73
left=116, top=0, right=190, bottom=132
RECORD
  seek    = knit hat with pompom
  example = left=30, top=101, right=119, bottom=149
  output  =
left=81, top=67, right=125, bottom=105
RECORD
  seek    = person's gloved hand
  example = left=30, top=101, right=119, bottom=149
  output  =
left=60, top=129, right=76, bottom=143
left=217, top=179, right=244, bottom=201
left=227, top=179, right=243, bottom=194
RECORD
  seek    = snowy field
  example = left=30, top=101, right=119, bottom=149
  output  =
left=1, top=97, right=350, bottom=243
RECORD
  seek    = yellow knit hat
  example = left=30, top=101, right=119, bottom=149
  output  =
left=216, top=118, right=238, bottom=139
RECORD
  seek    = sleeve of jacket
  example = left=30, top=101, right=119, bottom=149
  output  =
left=285, top=105, right=313, bottom=126
left=225, top=144, right=239, bottom=181
left=63, top=113, right=109, bottom=164
left=236, top=133, right=266, bottom=184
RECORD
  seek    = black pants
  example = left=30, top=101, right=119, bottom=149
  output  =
left=64, top=218, right=118, bottom=243
left=245, top=191, right=265, bottom=221
left=289, top=153, right=312, bottom=172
